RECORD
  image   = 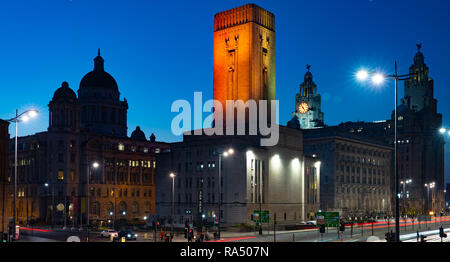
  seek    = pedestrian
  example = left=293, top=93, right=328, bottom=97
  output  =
left=160, top=231, right=164, bottom=242
left=417, top=231, right=419, bottom=242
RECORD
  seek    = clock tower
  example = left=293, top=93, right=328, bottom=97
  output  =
left=292, top=65, right=324, bottom=129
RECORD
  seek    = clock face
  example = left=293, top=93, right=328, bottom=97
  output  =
left=298, top=102, right=309, bottom=114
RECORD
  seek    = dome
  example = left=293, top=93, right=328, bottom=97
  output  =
left=52, top=81, right=77, bottom=102
left=131, top=126, right=147, bottom=141
left=79, top=49, right=119, bottom=92
left=79, top=70, right=118, bottom=91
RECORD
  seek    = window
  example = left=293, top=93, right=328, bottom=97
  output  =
left=57, top=170, right=64, bottom=180
left=58, top=153, right=64, bottom=163
left=118, top=143, right=125, bottom=151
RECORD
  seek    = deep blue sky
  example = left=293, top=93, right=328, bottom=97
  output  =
left=1, top=0, right=450, bottom=182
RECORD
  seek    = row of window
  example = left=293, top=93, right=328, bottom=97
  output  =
left=337, top=175, right=386, bottom=186
left=179, top=161, right=216, bottom=173
left=339, top=165, right=387, bottom=176
left=117, top=143, right=160, bottom=154
left=339, top=155, right=388, bottom=166
left=89, top=187, right=153, bottom=198
left=337, top=144, right=388, bottom=158
left=337, top=186, right=386, bottom=195
left=179, top=177, right=223, bottom=189
left=110, top=159, right=156, bottom=168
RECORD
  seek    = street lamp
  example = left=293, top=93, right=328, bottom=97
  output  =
left=6, top=109, right=38, bottom=241
left=169, top=172, right=175, bottom=241
left=216, top=147, right=234, bottom=239
left=44, top=182, right=55, bottom=228
left=356, top=62, right=417, bottom=242
left=425, top=182, right=435, bottom=215
left=400, top=179, right=412, bottom=216
left=109, top=211, right=114, bottom=229
left=86, top=161, right=99, bottom=241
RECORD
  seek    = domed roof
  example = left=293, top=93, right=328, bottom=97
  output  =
left=131, top=126, right=147, bottom=141
left=79, top=49, right=118, bottom=92
left=53, top=81, right=77, bottom=102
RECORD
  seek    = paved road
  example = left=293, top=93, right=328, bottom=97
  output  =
left=229, top=217, right=450, bottom=242
left=15, top=216, right=450, bottom=242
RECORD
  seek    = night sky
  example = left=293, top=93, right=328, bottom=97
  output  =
left=1, top=0, right=449, bottom=182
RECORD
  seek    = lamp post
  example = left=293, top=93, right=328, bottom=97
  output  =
left=424, top=182, right=435, bottom=215
left=170, top=172, right=175, bottom=241
left=356, top=63, right=417, bottom=242
left=400, top=179, right=412, bottom=216
left=215, top=148, right=233, bottom=240
left=6, top=109, right=38, bottom=241
left=86, top=161, right=99, bottom=241
left=110, top=211, right=114, bottom=229
left=44, top=182, right=55, bottom=228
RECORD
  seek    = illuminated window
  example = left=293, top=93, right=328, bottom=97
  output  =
left=118, top=143, right=124, bottom=151
left=58, top=170, right=64, bottom=180
left=70, top=170, right=75, bottom=181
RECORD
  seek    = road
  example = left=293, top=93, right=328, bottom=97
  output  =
left=15, top=216, right=450, bottom=242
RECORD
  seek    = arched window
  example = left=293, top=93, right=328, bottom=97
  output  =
left=132, top=202, right=139, bottom=214
left=119, top=202, right=127, bottom=214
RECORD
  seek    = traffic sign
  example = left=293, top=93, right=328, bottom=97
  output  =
left=253, top=210, right=270, bottom=223
left=316, top=211, right=340, bottom=227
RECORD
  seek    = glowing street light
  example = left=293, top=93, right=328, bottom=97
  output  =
left=371, top=73, right=385, bottom=85
left=355, top=60, right=418, bottom=242
left=215, top=147, right=234, bottom=239
left=6, top=109, right=39, bottom=241
left=440, top=128, right=446, bottom=134
left=356, top=69, right=369, bottom=81
left=169, top=172, right=176, bottom=240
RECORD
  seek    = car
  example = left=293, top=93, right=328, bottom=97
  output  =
left=306, top=221, right=317, bottom=225
left=118, top=230, right=138, bottom=241
left=100, top=229, right=118, bottom=238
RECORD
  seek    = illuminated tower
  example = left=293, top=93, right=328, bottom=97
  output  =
left=292, top=65, right=324, bottom=129
left=401, top=44, right=437, bottom=113
left=213, top=4, right=276, bottom=123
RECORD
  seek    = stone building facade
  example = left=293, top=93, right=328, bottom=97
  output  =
left=156, top=127, right=320, bottom=228
left=302, top=126, right=393, bottom=217
left=213, top=3, right=276, bottom=123
left=9, top=52, right=169, bottom=228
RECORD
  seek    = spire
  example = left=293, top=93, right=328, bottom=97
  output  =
left=94, top=48, right=104, bottom=71
left=414, top=43, right=424, bottom=65
left=304, top=64, right=313, bottom=82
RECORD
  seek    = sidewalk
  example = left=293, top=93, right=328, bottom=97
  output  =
left=17, top=235, right=60, bottom=242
